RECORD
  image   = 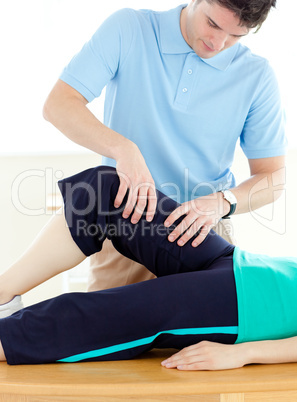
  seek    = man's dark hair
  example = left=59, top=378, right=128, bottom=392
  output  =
left=198, top=0, right=277, bottom=30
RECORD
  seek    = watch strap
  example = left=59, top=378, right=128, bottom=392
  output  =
left=221, top=190, right=237, bottom=219
left=222, top=203, right=236, bottom=219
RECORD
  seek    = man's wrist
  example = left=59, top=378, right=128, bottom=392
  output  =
left=220, top=190, right=237, bottom=219
left=112, top=137, right=137, bottom=161
left=217, top=192, right=231, bottom=217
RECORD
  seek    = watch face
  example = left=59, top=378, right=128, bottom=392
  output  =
left=223, top=190, right=237, bottom=205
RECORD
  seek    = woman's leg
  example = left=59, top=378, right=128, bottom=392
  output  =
left=0, top=166, right=237, bottom=364
left=0, top=341, right=5, bottom=361
left=0, top=210, right=86, bottom=305
left=0, top=165, right=233, bottom=308
left=59, top=166, right=235, bottom=278
left=0, top=257, right=237, bottom=365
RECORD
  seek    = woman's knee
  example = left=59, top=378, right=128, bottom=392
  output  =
left=95, top=166, right=120, bottom=200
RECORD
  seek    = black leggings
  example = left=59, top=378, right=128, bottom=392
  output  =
left=0, top=166, right=238, bottom=365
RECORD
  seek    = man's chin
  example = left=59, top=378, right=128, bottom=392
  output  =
left=194, top=48, right=218, bottom=59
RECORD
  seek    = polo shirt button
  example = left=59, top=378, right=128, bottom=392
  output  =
left=182, top=88, right=188, bottom=93
left=188, top=69, right=193, bottom=74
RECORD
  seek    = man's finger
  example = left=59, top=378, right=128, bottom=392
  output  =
left=167, top=214, right=197, bottom=243
left=114, top=178, right=128, bottom=208
left=146, top=185, right=157, bottom=222
left=130, top=185, right=149, bottom=223
left=122, top=185, right=138, bottom=219
left=191, top=225, right=211, bottom=247
left=164, top=205, right=187, bottom=228
left=176, top=218, right=203, bottom=246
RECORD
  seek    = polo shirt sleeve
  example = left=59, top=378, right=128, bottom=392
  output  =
left=240, top=62, right=287, bottom=159
left=59, top=9, right=136, bottom=102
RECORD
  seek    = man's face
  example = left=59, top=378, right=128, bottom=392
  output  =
left=180, top=0, right=250, bottom=59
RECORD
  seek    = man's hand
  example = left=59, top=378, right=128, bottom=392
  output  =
left=43, top=80, right=157, bottom=225
left=161, top=341, right=247, bottom=371
left=164, top=193, right=230, bottom=247
left=114, top=143, right=157, bottom=223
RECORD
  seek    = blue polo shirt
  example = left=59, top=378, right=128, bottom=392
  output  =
left=60, top=5, right=286, bottom=202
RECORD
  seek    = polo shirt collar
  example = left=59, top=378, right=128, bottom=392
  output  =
left=201, top=44, right=239, bottom=71
left=159, top=4, right=239, bottom=71
left=160, top=4, right=193, bottom=55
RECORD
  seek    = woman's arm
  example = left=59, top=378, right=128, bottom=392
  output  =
left=161, top=337, right=297, bottom=371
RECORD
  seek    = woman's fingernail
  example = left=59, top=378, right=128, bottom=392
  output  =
left=178, top=240, right=184, bottom=246
left=164, top=221, right=170, bottom=227
left=168, top=235, right=175, bottom=241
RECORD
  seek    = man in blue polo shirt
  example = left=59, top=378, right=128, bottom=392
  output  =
left=43, top=0, right=286, bottom=291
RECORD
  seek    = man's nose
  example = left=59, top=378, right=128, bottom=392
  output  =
left=210, top=32, right=228, bottom=51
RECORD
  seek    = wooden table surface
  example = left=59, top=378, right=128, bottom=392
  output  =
left=1, top=349, right=297, bottom=401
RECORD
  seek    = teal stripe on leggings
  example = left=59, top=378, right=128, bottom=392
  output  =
left=57, top=326, right=238, bottom=363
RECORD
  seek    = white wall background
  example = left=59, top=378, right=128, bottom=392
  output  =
left=0, top=1, right=296, bottom=305
left=0, top=0, right=296, bottom=154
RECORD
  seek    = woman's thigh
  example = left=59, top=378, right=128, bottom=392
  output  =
left=59, top=166, right=235, bottom=277
left=0, top=258, right=237, bottom=365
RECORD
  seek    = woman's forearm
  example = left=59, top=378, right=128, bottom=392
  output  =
left=162, top=337, right=297, bottom=371
left=244, top=336, right=297, bottom=365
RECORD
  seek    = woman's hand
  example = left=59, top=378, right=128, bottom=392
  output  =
left=161, top=341, right=248, bottom=371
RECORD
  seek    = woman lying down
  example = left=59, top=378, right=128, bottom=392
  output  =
left=0, top=166, right=296, bottom=370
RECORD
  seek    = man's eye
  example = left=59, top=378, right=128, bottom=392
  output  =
left=207, top=20, right=217, bottom=28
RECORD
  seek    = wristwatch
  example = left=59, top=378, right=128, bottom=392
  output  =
left=220, top=190, right=237, bottom=219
